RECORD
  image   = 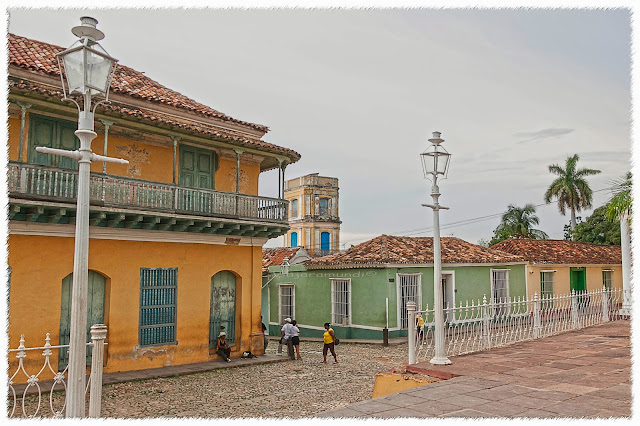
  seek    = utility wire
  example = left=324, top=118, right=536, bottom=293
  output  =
left=339, top=185, right=617, bottom=246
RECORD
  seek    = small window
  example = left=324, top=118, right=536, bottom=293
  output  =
left=290, top=199, right=298, bottom=218
left=279, top=284, right=295, bottom=324
left=291, top=232, right=298, bottom=248
left=139, top=268, right=178, bottom=347
left=319, top=197, right=330, bottom=216
left=602, top=270, right=613, bottom=290
left=491, top=270, right=510, bottom=316
left=331, top=279, right=351, bottom=325
left=540, top=271, right=554, bottom=309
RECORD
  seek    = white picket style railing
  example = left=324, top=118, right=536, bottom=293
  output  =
left=410, top=287, right=630, bottom=363
left=8, top=324, right=108, bottom=418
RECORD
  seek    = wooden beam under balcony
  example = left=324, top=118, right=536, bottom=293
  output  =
left=124, top=215, right=145, bottom=229
left=157, top=218, right=177, bottom=231
left=26, top=206, right=45, bottom=222
left=107, top=214, right=126, bottom=227
left=9, top=205, right=21, bottom=220
left=46, top=208, right=67, bottom=223
left=90, top=212, right=107, bottom=226
left=141, top=217, right=161, bottom=229
left=188, top=221, right=212, bottom=233
left=173, top=220, right=194, bottom=232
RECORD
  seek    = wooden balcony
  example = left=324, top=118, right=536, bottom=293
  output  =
left=7, top=162, right=289, bottom=238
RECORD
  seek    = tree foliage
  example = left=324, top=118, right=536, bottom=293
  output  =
left=564, top=204, right=621, bottom=245
left=606, top=172, right=632, bottom=222
left=489, top=204, right=548, bottom=246
left=544, top=154, right=601, bottom=231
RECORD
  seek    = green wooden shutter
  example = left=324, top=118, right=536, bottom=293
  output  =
left=179, top=145, right=215, bottom=189
left=28, top=114, right=79, bottom=169
left=139, top=268, right=178, bottom=347
left=58, top=271, right=106, bottom=370
left=210, top=271, right=237, bottom=348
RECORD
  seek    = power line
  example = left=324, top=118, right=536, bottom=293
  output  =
left=339, top=185, right=617, bottom=245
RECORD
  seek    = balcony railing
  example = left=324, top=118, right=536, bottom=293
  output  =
left=7, top=162, right=288, bottom=223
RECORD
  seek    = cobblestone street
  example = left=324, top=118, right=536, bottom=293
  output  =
left=97, top=342, right=409, bottom=418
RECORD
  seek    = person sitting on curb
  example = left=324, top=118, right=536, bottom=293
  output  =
left=216, top=331, right=231, bottom=362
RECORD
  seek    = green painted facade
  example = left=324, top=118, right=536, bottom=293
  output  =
left=262, top=262, right=527, bottom=340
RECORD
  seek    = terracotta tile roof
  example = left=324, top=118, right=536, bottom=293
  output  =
left=490, top=238, right=622, bottom=265
left=262, top=247, right=304, bottom=273
left=8, top=33, right=301, bottom=164
left=306, top=235, right=524, bottom=269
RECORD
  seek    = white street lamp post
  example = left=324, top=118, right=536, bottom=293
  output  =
left=35, top=17, right=128, bottom=418
left=420, top=131, right=451, bottom=365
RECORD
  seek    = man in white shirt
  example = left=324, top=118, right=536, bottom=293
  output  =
left=279, top=318, right=295, bottom=360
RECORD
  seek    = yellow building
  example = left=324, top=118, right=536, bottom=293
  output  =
left=491, top=239, right=623, bottom=299
left=283, top=173, right=341, bottom=256
left=7, top=33, right=300, bottom=376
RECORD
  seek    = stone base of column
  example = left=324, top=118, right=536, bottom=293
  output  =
left=250, top=333, right=265, bottom=356
left=430, top=356, right=452, bottom=365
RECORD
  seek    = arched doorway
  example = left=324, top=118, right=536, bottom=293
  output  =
left=59, top=271, right=106, bottom=370
left=210, top=271, right=237, bottom=349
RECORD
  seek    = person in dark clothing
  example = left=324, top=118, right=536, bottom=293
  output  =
left=216, top=331, right=231, bottom=362
left=261, top=315, right=268, bottom=351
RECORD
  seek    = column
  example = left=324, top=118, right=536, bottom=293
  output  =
left=16, top=101, right=32, bottom=163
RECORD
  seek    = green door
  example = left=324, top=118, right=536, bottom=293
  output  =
left=570, top=267, right=587, bottom=293
left=179, top=145, right=215, bottom=189
left=210, top=271, right=237, bottom=348
left=59, top=271, right=106, bottom=370
left=29, top=114, right=79, bottom=169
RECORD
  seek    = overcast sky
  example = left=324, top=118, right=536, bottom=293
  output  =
left=7, top=7, right=632, bottom=248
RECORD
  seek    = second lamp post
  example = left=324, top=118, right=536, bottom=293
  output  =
left=420, top=131, right=452, bottom=365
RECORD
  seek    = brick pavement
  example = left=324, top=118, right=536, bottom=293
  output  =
left=317, top=320, right=631, bottom=418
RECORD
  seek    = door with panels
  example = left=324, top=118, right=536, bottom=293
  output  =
left=59, top=271, right=106, bottom=370
left=210, top=271, right=237, bottom=349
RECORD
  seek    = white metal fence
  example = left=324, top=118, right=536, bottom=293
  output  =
left=8, top=324, right=108, bottom=418
left=411, top=288, right=631, bottom=362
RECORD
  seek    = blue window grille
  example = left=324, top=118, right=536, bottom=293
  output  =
left=139, top=268, right=178, bottom=347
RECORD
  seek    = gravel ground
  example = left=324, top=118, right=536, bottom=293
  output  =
left=14, top=341, right=414, bottom=418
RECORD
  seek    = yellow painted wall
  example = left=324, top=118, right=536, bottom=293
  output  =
left=8, top=234, right=263, bottom=379
left=214, top=156, right=260, bottom=196
left=527, top=264, right=623, bottom=299
left=8, top=115, right=25, bottom=162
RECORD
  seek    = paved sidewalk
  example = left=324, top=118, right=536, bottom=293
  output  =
left=13, top=354, right=288, bottom=395
left=318, top=320, right=631, bottom=418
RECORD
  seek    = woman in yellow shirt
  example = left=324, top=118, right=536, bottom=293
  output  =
left=322, top=322, right=338, bottom=364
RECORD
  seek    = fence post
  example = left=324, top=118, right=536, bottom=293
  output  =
left=601, top=287, right=609, bottom=323
left=571, top=290, right=579, bottom=329
left=482, top=295, right=491, bottom=350
left=533, top=292, right=541, bottom=339
left=88, top=324, right=108, bottom=418
left=407, top=301, right=416, bottom=365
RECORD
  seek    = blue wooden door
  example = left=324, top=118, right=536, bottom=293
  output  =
left=59, top=271, right=106, bottom=370
left=210, top=271, right=237, bottom=348
left=291, top=232, right=298, bottom=247
left=321, top=232, right=330, bottom=252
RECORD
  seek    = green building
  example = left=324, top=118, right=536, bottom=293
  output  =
left=262, top=235, right=527, bottom=340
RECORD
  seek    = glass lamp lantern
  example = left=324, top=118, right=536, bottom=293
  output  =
left=421, top=131, right=451, bottom=179
left=56, top=17, right=118, bottom=100
left=281, top=257, right=290, bottom=276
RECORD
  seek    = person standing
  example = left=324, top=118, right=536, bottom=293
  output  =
left=279, top=318, right=295, bottom=359
left=261, top=315, right=268, bottom=352
left=216, top=331, right=231, bottom=362
left=322, top=322, right=338, bottom=364
left=291, top=320, right=301, bottom=360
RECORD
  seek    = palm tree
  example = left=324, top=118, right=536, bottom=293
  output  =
left=544, top=154, right=601, bottom=231
left=606, top=172, right=632, bottom=222
left=493, top=204, right=549, bottom=242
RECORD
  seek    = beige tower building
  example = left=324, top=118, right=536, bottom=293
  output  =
left=284, top=173, right=341, bottom=256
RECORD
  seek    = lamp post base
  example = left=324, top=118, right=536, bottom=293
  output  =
left=430, top=356, right=452, bottom=365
